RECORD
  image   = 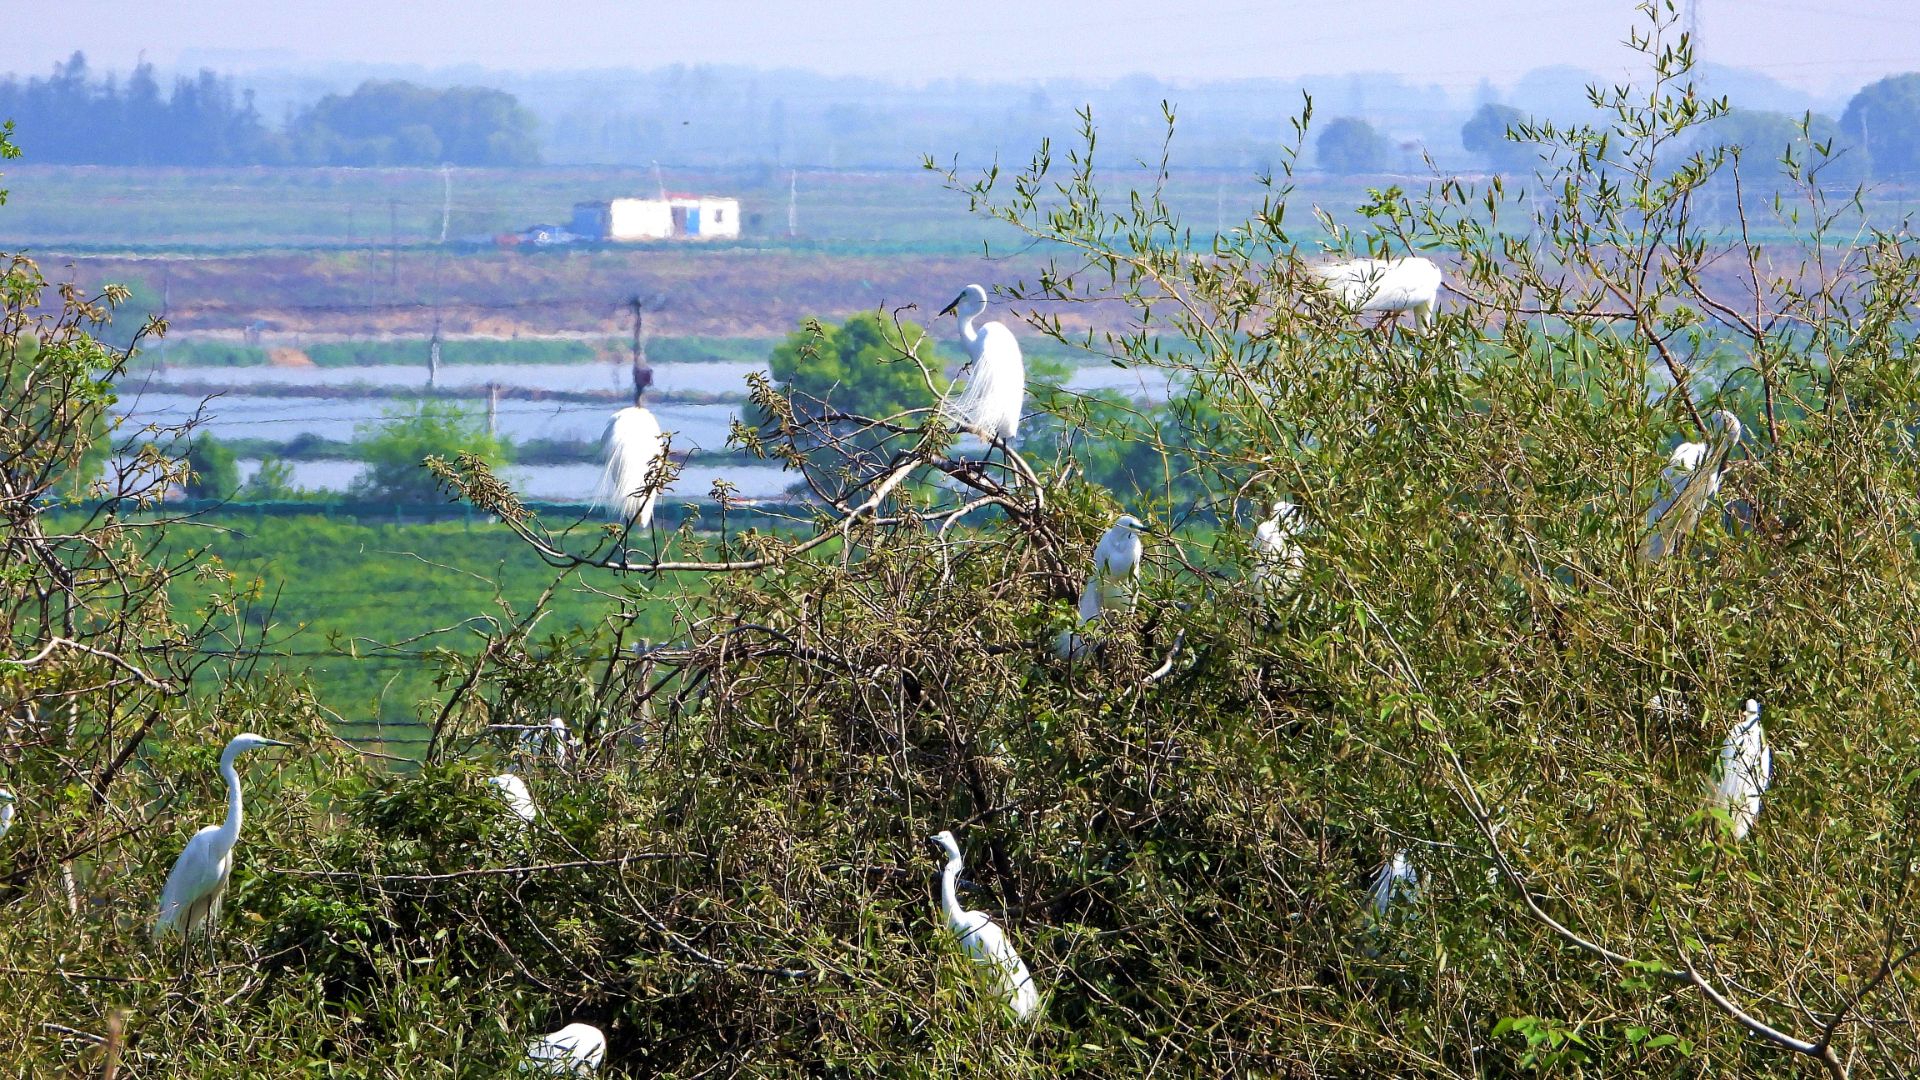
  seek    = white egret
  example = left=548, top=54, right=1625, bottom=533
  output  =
left=489, top=773, right=539, bottom=824
left=521, top=1022, right=606, bottom=1076
left=1712, top=698, right=1773, bottom=841
left=153, top=733, right=289, bottom=945
left=1309, top=256, right=1443, bottom=326
left=596, top=366, right=668, bottom=529
left=1370, top=850, right=1420, bottom=917
left=521, top=717, right=575, bottom=766
left=937, top=284, right=1026, bottom=443
left=1253, top=500, right=1305, bottom=590
left=929, top=830, right=1040, bottom=1021
left=1642, top=410, right=1742, bottom=562
left=0, top=787, right=14, bottom=841
left=1054, top=515, right=1146, bottom=659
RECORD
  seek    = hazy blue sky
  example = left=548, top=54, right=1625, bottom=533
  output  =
left=9, top=0, right=1918, bottom=94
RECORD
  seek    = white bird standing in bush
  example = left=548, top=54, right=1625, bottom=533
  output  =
left=1370, top=850, right=1420, bottom=917
left=489, top=773, right=539, bottom=824
left=1253, top=500, right=1306, bottom=590
left=937, top=283, right=1026, bottom=444
left=1713, top=698, right=1773, bottom=840
left=153, top=733, right=289, bottom=948
left=1642, top=410, right=1742, bottom=562
left=1056, top=514, right=1147, bottom=659
left=521, top=1022, right=606, bottom=1075
left=1309, top=256, right=1443, bottom=326
left=929, top=830, right=1040, bottom=1020
left=595, top=367, right=668, bottom=528
left=0, top=788, right=14, bottom=842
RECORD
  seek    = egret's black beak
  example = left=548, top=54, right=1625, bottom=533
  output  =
left=938, top=294, right=964, bottom=317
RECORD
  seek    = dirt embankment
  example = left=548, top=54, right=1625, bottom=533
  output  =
left=50, top=247, right=1116, bottom=341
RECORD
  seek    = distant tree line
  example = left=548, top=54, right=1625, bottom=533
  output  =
left=0, top=52, right=539, bottom=166
left=1308, top=72, right=1920, bottom=182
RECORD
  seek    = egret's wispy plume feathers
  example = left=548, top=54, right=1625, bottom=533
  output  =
left=595, top=405, right=668, bottom=527
left=1713, top=698, right=1773, bottom=841
left=937, top=284, right=1026, bottom=442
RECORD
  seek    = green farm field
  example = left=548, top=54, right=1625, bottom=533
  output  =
left=163, top=513, right=706, bottom=756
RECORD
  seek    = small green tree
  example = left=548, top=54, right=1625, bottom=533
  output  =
left=352, top=400, right=508, bottom=502
left=1841, top=73, right=1920, bottom=180
left=749, top=311, right=948, bottom=481
left=183, top=435, right=238, bottom=499
left=1460, top=102, right=1533, bottom=173
left=239, top=455, right=301, bottom=500
left=768, top=311, right=941, bottom=420
left=1316, top=116, right=1384, bottom=173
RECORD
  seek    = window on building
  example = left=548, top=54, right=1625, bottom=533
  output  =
left=714, top=208, right=726, bottom=223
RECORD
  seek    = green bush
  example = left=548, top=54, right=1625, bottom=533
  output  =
left=350, top=399, right=509, bottom=503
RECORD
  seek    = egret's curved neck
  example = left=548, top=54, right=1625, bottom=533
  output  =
left=957, top=310, right=982, bottom=358
left=939, top=855, right=967, bottom=924
left=217, top=749, right=245, bottom=843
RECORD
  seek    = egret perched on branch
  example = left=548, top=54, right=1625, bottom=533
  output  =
left=937, top=284, right=1026, bottom=443
left=153, top=733, right=289, bottom=946
left=929, top=830, right=1040, bottom=1020
left=1712, top=698, right=1773, bottom=841
left=1253, top=500, right=1305, bottom=591
left=1055, top=515, right=1147, bottom=659
left=1309, top=256, right=1443, bottom=326
left=495, top=717, right=577, bottom=767
left=1642, top=410, right=1742, bottom=562
left=0, top=788, right=14, bottom=842
left=521, top=1022, right=606, bottom=1075
left=594, top=367, right=668, bottom=528
left=489, top=773, right=539, bottom=824
left=1369, top=850, right=1420, bottom=917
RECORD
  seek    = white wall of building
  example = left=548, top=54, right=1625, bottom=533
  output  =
left=608, top=198, right=675, bottom=241
left=693, top=197, right=740, bottom=239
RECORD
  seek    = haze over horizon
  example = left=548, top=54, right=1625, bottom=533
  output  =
left=11, top=0, right=1917, bottom=97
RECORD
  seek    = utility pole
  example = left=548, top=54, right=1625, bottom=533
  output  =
left=1686, top=0, right=1702, bottom=53
left=486, top=382, right=500, bottom=439
left=388, top=198, right=399, bottom=295
left=427, top=310, right=442, bottom=388
left=439, top=164, right=453, bottom=244
left=652, top=160, right=669, bottom=200
left=157, top=269, right=171, bottom=374
left=787, top=170, right=799, bottom=239
left=628, top=294, right=653, bottom=404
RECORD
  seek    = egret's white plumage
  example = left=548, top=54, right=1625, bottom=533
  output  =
left=523, top=717, right=575, bottom=766
left=594, top=405, right=667, bottom=527
left=1253, top=500, right=1305, bottom=590
left=1310, top=257, right=1443, bottom=325
left=521, top=1022, right=606, bottom=1076
left=938, top=284, right=1026, bottom=442
left=1713, top=698, right=1773, bottom=841
left=489, top=773, right=539, bottom=823
left=1370, top=850, right=1420, bottom=917
left=1054, top=515, right=1146, bottom=659
left=1643, top=410, right=1742, bottom=562
left=930, top=830, right=1040, bottom=1020
left=0, top=788, right=15, bottom=842
left=153, top=733, right=289, bottom=941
